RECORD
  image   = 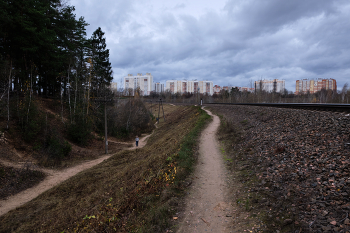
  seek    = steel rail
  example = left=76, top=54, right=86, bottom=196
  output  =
left=203, top=103, right=350, bottom=113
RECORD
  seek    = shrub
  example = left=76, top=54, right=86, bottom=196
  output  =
left=110, top=127, right=130, bottom=139
left=45, top=131, right=72, bottom=160
left=67, top=114, right=92, bottom=146
left=109, top=99, right=154, bottom=139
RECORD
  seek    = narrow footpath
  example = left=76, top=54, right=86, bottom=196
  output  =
left=177, top=108, right=233, bottom=233
left=0, top=134, right=151, bottom=217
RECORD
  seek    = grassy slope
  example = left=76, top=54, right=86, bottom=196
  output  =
left=0, top=105, right=210, bottom=233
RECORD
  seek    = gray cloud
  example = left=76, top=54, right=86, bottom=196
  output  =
left=70, top=0, right=350, bottom=91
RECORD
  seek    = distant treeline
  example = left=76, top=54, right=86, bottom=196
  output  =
left=142, top=86, right=349, bottom=104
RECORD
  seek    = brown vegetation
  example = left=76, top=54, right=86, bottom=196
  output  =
left=0, top=104, right=210, bottom=232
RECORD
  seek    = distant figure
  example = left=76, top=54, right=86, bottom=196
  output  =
left=135, top=135, right=139, bottom=147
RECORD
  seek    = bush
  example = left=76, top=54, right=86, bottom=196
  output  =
left=67, top=114, right=92, bottom=146
left=109, top=99, right=154, bottom=139
left=46, top=136, right=72, bottom=159
left=44, top=129, right=72, bottom=160
left=110, top=127, right=130, bottom=139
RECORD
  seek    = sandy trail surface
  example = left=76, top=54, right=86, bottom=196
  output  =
left=177, top=108, right=233, bottom=233
left=0, top=134, right=151, bottom=217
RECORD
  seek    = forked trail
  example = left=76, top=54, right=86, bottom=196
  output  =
left=177, top=108, right=233, bottom=232
left=0, top=134, right=151, bottom=217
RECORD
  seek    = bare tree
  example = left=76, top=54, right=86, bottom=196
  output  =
left=341, top=83, right=348, bottom=103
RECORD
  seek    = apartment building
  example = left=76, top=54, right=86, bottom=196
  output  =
left=254, top=79, right=285, bottom=93
left=166, top=80, right=213, bottom=95
left=123, top=73, right=153, bottom=96
left=295, top=78, right=337, bottom=94
left=197, top=81, right=213, bottom=95
left=165, top=80, right=182, bottom=94
left=239, top=87, right=255, bottom=92
left=154, top=82, right=164, bottom=93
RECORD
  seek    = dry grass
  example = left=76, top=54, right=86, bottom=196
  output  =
left=0, top=105, right=209, bottom=233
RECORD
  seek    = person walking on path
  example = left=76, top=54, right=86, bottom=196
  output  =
left=135, top=135, right=139, bottom=147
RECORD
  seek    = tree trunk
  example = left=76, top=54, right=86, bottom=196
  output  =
left=74, top=74, right=77, bottom=116
left=87, top=64, right=91, bottom=116
left=67, top=60, right=72, bottom=123
left=61, top=75, right=64, bottom=123
left=7, top=59, right=12, bottom=130
left=27, top=63, right=34, bottom=124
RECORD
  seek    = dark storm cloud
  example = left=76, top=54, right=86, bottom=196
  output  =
left=71, top=0, right=350, bottom=91
left=224, top=0, right=338, bottom=36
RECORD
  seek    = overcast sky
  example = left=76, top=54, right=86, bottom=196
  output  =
left=69, top=0, right=350, bottom=92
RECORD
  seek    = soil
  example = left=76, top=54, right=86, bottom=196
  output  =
left=0, top=133, right=152, bottom=217
left=176, top=108, right=253, bottom=232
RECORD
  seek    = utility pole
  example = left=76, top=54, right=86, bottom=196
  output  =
left=157, top=98, right=165, bottom=123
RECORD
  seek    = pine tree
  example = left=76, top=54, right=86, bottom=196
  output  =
left=89, top=27, right=113, bottom=97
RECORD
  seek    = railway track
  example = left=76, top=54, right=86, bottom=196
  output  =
left=203, top=103, right=350, bottom=113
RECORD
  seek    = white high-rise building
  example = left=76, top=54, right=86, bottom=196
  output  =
left=154, top=82, right=164, bottom=93
left=196, top=81, right=213, bottom=95
left=254, top=79, right=285, bottom=93
left=166, top=80, right=213, bottom=95
left=295, top=78, right=337, bottom=94
left=123, top=73, right=153, bottom=96
left=166, top=80, right=182, bottom=94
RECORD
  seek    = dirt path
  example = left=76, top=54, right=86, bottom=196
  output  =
left=177, top=108, right=234, bottom=233
left=0, top=133, right=151, bottom=217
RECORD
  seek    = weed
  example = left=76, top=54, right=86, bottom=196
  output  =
left=240, top=119, right=249, bottom=125
left=245, top=198, right=250, bottom=211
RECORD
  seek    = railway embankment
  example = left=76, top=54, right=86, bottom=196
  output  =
left=209, top=105, right=350, bottom=232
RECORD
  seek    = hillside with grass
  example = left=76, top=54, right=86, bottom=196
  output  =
left=0, top=104, right=210, bottom=232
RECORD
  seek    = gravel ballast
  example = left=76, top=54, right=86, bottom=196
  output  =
left=209, top=105, right=350, bottom=233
